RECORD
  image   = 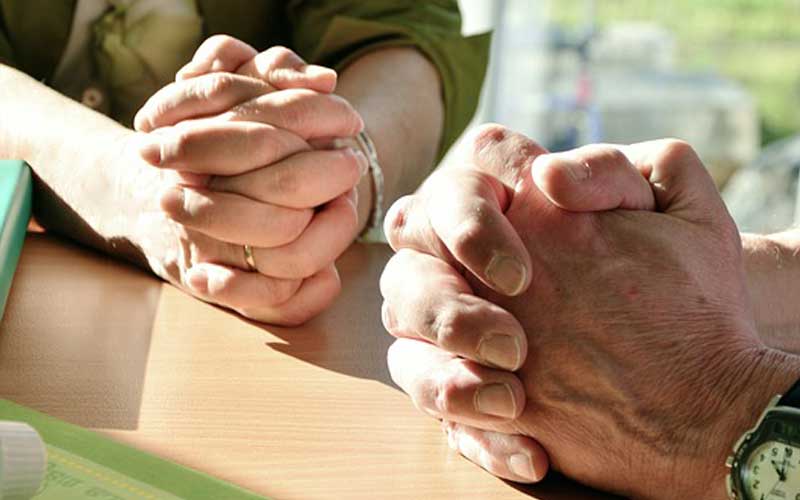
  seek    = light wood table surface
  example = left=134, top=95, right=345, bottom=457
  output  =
left=0, top=234, right=620, bottom=499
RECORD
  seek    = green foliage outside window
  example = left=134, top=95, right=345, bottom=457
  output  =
left=551, top=0, right=800, bottom=145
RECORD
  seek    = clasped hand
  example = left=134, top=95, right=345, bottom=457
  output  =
left=129, top=36, right=367, bottom=325
left=381, top=124, right=790, bottom=498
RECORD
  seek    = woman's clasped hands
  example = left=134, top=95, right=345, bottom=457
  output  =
left=129, top=36, right=368, bottom=325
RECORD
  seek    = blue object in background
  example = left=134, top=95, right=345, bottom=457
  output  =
left=0, top=160, right=32, bottom=320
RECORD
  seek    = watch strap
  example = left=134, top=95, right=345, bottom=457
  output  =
left=778, top=377, right=800, bottom=408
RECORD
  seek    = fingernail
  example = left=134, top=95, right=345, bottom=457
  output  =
left=137, top=135, right=162, bottom=165
left=351, top=148, right=369, bottom=177
left=509, top=453, right=537, bottom=481
left=186, top=267, right=209, bottom=294
left=175, top=61, right=203, bottom=81
left=486, top=254, right=527, bottom=296
left=160, top=187, right=186, bottom=219
left=333, top=137, right=357, bottom=150
left=475, top=383, right=517, bottom=419
left=562, top=156, right=591, bottom=182
left=304, top=64, right=337, bottom=80
left=381, top=302, right=396, bottom=331
left=445, top=426, right=458, bottom=451
left=478, top=334, right=521, bottom=371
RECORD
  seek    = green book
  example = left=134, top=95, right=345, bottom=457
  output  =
left=0, top=400, right=268, bottom=500
left=0, top=160, right=31, bottom=320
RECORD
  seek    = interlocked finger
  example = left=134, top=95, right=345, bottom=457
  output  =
left=388, top=338, right=526, bottom=426
left=380, top=249, right=527, bottom=371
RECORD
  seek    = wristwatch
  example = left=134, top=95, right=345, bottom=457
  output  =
left=726, top=378, right=800, bottom=499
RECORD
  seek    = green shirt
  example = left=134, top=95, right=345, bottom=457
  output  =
left=0, top=0, right=489, bottom=160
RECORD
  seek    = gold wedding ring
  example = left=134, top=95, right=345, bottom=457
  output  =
left=243, top=244, right=257, bottom=272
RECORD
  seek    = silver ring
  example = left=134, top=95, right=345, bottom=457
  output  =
left=243, top=244, right=257, bottom=272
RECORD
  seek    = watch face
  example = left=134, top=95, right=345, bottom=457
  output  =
left=738, top=408, right=800, bottom=500
left=743, top=440, right=800, bottom=498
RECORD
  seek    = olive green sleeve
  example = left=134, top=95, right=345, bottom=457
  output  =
left=0, top=0, right=76, bottom=80
left=286, top=0, right=490, bottom=163
left=0, top=13, right=15, bottom=66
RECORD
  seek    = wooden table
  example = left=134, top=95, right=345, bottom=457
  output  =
left=0, top=234, right=619, bottom=499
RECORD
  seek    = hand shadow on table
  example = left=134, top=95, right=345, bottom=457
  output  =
left=245, top=243, right=625, bottom=500
left=0, top=233, right=161, bottom=430
left=509, top=473, right=625, bottom=500
left=247, top=243, right=397, bottom=386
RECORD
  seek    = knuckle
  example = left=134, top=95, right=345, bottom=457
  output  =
left=165, top=127, right=193, bottom=163
left=449, top=214, right=489, bottom=259
left=267, top=278, right=300, bottom=305
left=434, top=373, right=461, bottom=416
left=228, top=96, right=261, bottom=118
left=203, top=34, right=237, bottom=52
left=260, top=127, right=301, bottom=158
left=532, top=153, right=570, bottom=191
left=384, top=196, right=412, bottom=249
left=148, top=104, right=167, bottom=127
left=588, top=144, right=628, bottom=166
left=273, top=208, right=312, bottom=245
left=656, top=138, right=699, bottom=165
left=468, top=123, right=511, bottom=155
left=432, top=304, right=469, bottom=351
left=142, top=86, right=177, bottom=124
left=264, top=45, right=304, bottom=69
left=198, top=73, right=237, bottom=100
left=558, top=144, right=627, bottom=184
left=277, top=89, right=316, bottom=129
left=287, top=247, right=319, bottom=279
left=464, top=124, right=546, bottom=179
left=291, top=209, right=314, bottom=236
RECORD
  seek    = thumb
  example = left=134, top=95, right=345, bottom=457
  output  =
left=620, top=139, right=727, bottom=224
left=176, top=35, right=258, bottom=80
left=531, top=144, right=656, bottom=212
left=530, top=140, right=725, bottom=226
left=177, top=38, right=337, bottom=94
left=236, top=46, right=337, bottom=94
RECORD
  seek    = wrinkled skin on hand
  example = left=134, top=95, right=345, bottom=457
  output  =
left=469, top=131, right=767, bottom=498
left=383, top=123, right=791, bottom=498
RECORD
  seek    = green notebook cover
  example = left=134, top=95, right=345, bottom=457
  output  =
left=0, top=160, right=31, bottom=320
left=0, top=400, right=268, bottom=500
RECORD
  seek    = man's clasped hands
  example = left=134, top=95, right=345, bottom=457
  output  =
left=134, top=36, right=796, bottom=500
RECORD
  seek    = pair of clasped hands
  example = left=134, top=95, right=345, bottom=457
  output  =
left=130, top=36, right=367, bottom=325
left=380, top=124, right=784, bottom=499
left=135, top=35, right=775, bottom=499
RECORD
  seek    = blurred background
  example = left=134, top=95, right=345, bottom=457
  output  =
left=453, top=0, right=800, bottom=234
